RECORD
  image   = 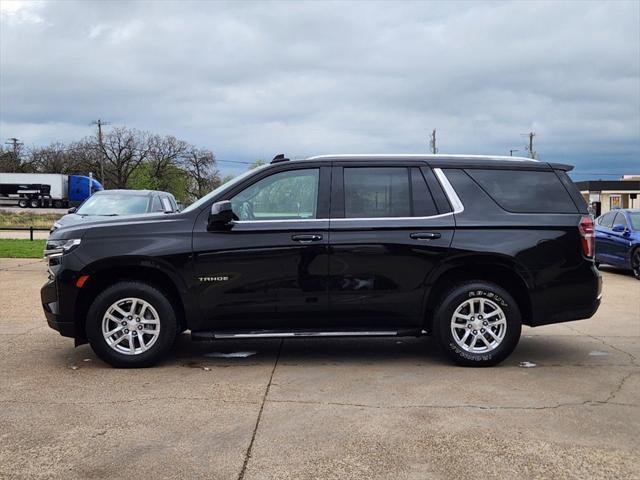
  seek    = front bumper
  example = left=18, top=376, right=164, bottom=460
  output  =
left=41, top=275, right=78, bottom=339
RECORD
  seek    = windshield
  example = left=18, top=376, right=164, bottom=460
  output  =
left=182, top=165, right=269, bottom=213
left=76, top=193, right=150, bottom=216
left=629, top=212, right=640, bottom=230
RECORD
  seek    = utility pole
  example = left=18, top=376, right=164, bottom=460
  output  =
left=429, top=129, right=438, bottom=154
left=521, top=131, right=536, bottom=159
left=5, top=137, right=22, bottom=156
left=91, top=119, right=110, bottom=186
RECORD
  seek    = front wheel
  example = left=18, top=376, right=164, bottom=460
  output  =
left=433, top=281, right=522, bottom=367
left=86, top=281, right=178, bottom=367
left=631, top=249, right=640, bottom=280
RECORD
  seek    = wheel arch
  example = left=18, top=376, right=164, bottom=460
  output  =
left=423, top=257, right=533, bottom=331
left=73, top=262, right=187, bottom=341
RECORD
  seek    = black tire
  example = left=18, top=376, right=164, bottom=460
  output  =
left=86, top=281, right=178, bottom=368
left=52, top=200, right=63, bottom=208
left=29, top=198, right=40, bottom=208
left=433, top=281, right=522, bottom=367
left=631, top=248, right=640, bottom=280
left=18, top=199, right=28, bottom=208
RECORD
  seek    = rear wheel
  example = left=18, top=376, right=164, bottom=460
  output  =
left=29, top=198, right=40, bottom=208
left=86, top=281, right=178, bottom=367
left=52, top=200, right=63, bottom=208
left=18, top=199, right=28, bottom=208
left=631, top=248, right=640, bottom=280
left=433, top=281, right=522, bottom=367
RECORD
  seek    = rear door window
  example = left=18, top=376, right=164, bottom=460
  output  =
left=343, top=167, right=411, bottom=218
left=466, top=169, right=578, bottom=214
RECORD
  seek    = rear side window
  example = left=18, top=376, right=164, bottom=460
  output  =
left=161, top=196, right=173, bottom=212
left=344, top=167, right=410, bottom=218
left=599, top=212, right=615, bottom=228
left=151, top=196, right=164, bottom=212
left=466, top=169, right=577, bottom=214
left=614, top=212, right=628, bottom=230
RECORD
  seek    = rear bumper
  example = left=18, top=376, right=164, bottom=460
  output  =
left=530, top=265, right=602, bottom=326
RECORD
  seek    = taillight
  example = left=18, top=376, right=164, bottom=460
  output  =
left=578, top=215, right=595, bottom=258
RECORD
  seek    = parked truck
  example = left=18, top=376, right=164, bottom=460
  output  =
left=0, top=173, right=103, bottom=208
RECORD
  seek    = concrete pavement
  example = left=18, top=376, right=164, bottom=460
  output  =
left=0, top=259, right=638, bottom=479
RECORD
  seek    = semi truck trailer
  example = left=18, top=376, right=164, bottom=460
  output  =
left=0, top=173, right=103, bottom=208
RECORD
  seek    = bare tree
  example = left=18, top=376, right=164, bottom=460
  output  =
left=147, top=135, right=190, bottom=191
left=29, top=142, right=87, bottom=174
left=182, top=147, right=220, bottom=200
left=0, top=142, right=27, bottom=172
left=100, top=127, right=153, bottom=188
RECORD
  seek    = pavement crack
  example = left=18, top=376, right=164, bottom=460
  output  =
left=564, top=324, right=639, bottom=366
left=267, top=371, right=640, bottom=412
left=602, top=370, right=639, bottom=403
left=238, top=339, right=283, bottom=480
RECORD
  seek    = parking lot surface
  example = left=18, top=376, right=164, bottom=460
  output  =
left=1, top=259, right=638, bottom=479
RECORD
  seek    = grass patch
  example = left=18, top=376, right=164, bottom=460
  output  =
left=0, top=239, right=46, bottom=258
left=0, top=210, right=63, bottom=229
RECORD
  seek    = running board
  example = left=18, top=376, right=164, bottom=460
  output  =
left=191, top=329, right=416, bottom=341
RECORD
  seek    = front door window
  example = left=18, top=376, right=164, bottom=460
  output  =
left=230, top=169, right=320, bottom=221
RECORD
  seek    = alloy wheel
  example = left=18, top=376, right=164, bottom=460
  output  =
left=450, top=297, right=507, bottom=353
left=102, top=297, right=161, bottom=355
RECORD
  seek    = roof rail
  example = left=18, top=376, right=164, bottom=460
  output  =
left=271, top=154, right=290, bottom=164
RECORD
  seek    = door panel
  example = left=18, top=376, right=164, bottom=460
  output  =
left=192, top=218, right=329, bottom=330
left=328, top=164, right=454, bottom=328
left=609, top=212, right=631, bottom=265
left=191, top=165, right=331, bottom=332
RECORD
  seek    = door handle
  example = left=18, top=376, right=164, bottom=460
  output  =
left=291, top=234, right=323, bottom=243
left=410, top=232, right=441, bottom=240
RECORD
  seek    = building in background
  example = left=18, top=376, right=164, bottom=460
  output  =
left=575, top=175, right=640, bottom=217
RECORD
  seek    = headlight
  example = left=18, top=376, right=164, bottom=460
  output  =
left=44, top=238, right=81, bottom=258
left=51, top=222, right=62, bottom=231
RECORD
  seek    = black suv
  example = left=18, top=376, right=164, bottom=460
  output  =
left=41, top=155, right=602, bottom=368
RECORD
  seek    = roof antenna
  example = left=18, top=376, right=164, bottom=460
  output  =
left=271, top=154, right=290, bottom=164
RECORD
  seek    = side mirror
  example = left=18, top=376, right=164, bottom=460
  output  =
left=68, top=207, right=77, bottom=214
left=612, top=224, right=626, bottom=233
left=208, top=201, right=234, bottom=230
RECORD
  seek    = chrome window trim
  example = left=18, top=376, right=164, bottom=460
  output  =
left=230, top=168, right=465, bottom=223
left=233, top=218, right=327, bottom=224
left=433, top=168, right=464, bottom=214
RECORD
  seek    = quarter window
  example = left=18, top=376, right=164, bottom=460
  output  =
left=230, top=169, right=319, bottom=221
left=344, top=167, right=411, bottom=218
left=466, top=169, right=577, bottom=214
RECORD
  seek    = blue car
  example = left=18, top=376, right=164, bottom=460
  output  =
left=595, top=208, right=640, bottom=279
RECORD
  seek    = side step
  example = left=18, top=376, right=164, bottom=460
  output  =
left=191, top=328, right=419, bottom=341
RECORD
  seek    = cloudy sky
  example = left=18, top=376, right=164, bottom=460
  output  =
left=1, top=0, right=639, bottom=178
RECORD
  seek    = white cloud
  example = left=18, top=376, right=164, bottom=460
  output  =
left=0, top=0, right=638, bottom=176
